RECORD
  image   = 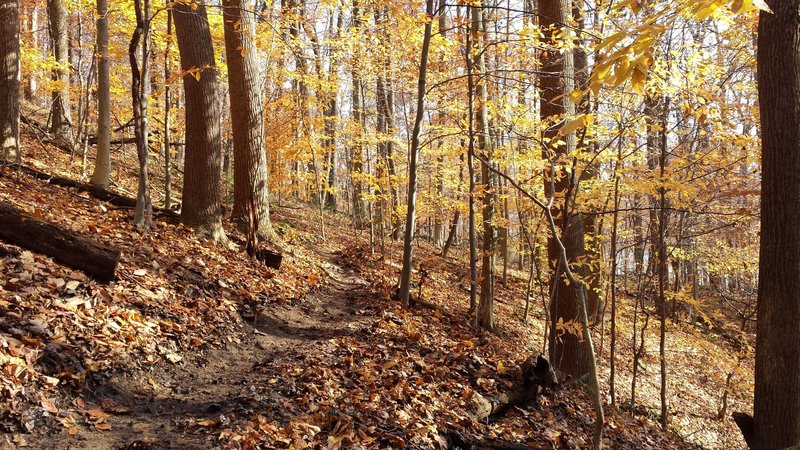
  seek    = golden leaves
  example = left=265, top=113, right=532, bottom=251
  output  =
left=558, top=114, right=593, bottom=137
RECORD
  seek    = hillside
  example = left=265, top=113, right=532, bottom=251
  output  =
left=0, top=134, right=751, bottom=449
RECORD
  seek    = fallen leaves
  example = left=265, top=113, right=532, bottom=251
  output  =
left=0, top=159, right=745, bottom=449
left=39, top=398, right=58, bottom=414
left=0, top=164, right=326, bottom=440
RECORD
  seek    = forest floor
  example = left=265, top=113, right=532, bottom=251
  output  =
left=0, top=133, right=751, bottom=449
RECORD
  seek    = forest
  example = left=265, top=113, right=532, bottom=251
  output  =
left=0, top=0, right=797, bottom=449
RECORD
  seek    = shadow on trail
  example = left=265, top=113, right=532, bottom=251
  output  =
left=53, top=247, right=378, bottom=450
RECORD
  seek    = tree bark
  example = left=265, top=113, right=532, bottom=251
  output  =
left=90, top=0, right=110, bottom=188
left=173, top=0, right=226, bottom=242
left=0, top=202, right=120, bottom=282
left=539, top=0, right=590, bottom=380
left=131, top=0, right=152, bottom=229
left=754, top=3, right=800, bottom=449
left=23, top=5, right=36, bottom=103
left=473, top=2, right=496, bottom=332
left=350, top=0, right=366, bottom=228
left=46, top=0, right=73, bottom=147
left=397, top=0, right=434, bottom=305
left=163, top=9, right=172, bottom=209
left=464, top=10, right=478, bottom=312
left=0, top=0, right=20, bottom=162
left=375, top=6, right=400, bottom=241
left=223, top=0, right=277, bottom=242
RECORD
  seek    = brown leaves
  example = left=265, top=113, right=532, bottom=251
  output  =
left=40, top=397, right=58, bottom=414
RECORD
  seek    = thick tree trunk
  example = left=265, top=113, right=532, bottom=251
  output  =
left=0, top=202, right=120, bottom=282
left=539, top=0, right=590, bottom=380
left=90, top=0, right=110, bottom=188
left=173, top=0, right=226, bottom=242
left=46, top=0, right=73, bottom=147
left=223, top=0, right=277, bottom=242
left=753, top=4, right=800, bottom=449
left=0, top=0, right=20, bottom=162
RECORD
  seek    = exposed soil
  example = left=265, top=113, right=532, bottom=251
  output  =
left=33, top=245, right=374, bottom=450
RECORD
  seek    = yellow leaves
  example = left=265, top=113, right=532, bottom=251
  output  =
left=558, top=114, right=593, bottom=137
left=692, top=1, right=727, bottom=20
left=614, top=0, right=641, bottom=14
left=590, top=31, right=656, bottom=96
left=555, top=318, right=584, bottom=341
left=631, top=65, right=647, bottom=94
left=692, top=0, right=772, bottom=18
left=592, top=0, right=760, bottom=95
left=172, top=65, right=216, bottom=83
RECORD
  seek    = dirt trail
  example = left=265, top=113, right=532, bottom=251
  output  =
left=48, top=245, right=374, bottom=450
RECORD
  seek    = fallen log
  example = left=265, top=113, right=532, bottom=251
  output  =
left=0, top=202, right=120, bottom=282
left=0, top=163, right=177, bottom=218
left=466, top=354, right=557, bottom=422
left=442, top=355, right=559, bottom=450
left=466, top=384, right=539, bottom=421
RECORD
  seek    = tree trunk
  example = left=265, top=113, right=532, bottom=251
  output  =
left=656, top=100, right=670, bottom=428
left=90, top=0, right=110, bottom=188
left=47, top=0, right=73, bottom=147
left=223, top=0, right=277, bottom=242
left=753, top=4, right=800, bottom=449
left=322, top=11, right=341, bottom=211
left=131, top=0, right=152, bottom=229
left=163, top=9, right=172, bottom=209
left=374, top=6, right=400, bottom=241
left=609, top=139, right=622, bottom=408
left=464, top=13, right=478, bottom=312
left=0, top=0, right=20, bottom=162
left=349, top=0, right=366, bottom=228
left=473, top=2, right=496, bottom=332
left=173, top=0, right=226, bottom=242
left=539, top=0, right=590, bottom=380
left=397, top=0, right=434, bottom=305
left=23, top=5, right=36, bottom=103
